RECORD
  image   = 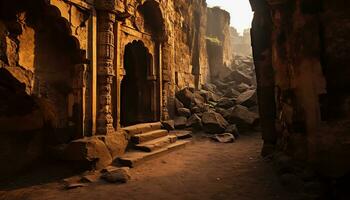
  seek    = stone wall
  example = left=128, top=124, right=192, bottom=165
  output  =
left=0, top=0, right=90, bottom=179
left=250, top=0, right=350, bottom=178
left=0, top=0, right=235, bottom=179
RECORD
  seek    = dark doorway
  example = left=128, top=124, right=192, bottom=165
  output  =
left=121, top=41, right=155, bottom=126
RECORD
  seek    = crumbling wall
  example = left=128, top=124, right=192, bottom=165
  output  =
left=206, top=6, right=233, bottom=80
left=0, top=0, right=89, bottom=180
left=171, top=0, right=209, bottom=89
left=164, top=0, right=209, bottom=117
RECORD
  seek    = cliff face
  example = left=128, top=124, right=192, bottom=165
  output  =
left=230, top=27, right=252, bottom=56
left=251, top=0, right=350, bottom=178
left=161, top=0, right=210, bottom=118
left=206, top=7, right=233, bottom=79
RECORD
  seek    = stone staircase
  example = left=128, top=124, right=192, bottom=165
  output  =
left=118, top=122, right=192, bottom=167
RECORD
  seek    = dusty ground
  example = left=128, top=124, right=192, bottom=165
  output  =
left=0, top=132, right=300, bottom=200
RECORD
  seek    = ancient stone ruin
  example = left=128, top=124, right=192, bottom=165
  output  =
left=0, top=0, right=349, bottom=199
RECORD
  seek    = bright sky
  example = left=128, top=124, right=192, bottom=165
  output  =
left=206, top=0, right=253, bottom=35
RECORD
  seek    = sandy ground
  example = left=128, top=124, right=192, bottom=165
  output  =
left=0, top=132, right=300, bottom=200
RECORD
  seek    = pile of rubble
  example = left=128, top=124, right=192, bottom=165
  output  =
left=173, top=55, right=259, bottom=141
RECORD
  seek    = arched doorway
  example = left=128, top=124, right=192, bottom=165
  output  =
left=0, top=0, right=84, bottom=179
left=120, top=41, right=156, bottom=126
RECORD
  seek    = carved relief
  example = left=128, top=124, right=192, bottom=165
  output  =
left=96, top=11, right=116, bottom=135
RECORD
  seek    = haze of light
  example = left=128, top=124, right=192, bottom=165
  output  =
left=206, top=0, right=253, bottom=35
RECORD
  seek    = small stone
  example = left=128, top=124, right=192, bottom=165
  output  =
left=212, top=133, right=235, bottom=143
left=80, top=171, right=101, bottom=183
left=225, top=124, right=240, bottom=138
left=102, top=167, right=131, bottom=184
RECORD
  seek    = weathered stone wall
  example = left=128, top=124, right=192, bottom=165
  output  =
left=0, top=0, right=234, bottom=179
left=0, top=0, right=90, bottom=179
left=250, top=0, right=350, bottom=178
left=159, top=0, right=210, bottom=117
left=206, top=6, right=233, bottom=80
left=231, top=27, right=252, bottom=56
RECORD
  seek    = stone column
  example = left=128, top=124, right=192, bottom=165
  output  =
left=95, top=1, right=116, bottom=135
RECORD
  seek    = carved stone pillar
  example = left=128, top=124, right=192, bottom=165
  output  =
left=95, top=1, right=116, bottom=135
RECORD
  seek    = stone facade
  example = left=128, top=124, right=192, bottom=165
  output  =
left=0, top=0, right=234, bottom=178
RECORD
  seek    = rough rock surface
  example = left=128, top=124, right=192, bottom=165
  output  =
left=202, top=111, right=229, bottom=134
left=64, top=137, right=113, bottom=170
left=97, top=130, right=128, bottom=160
left=174, top=116, right=187, bottom=129
left=186, top=114, right=203, bottom=129
left=161, top=120, right=175, bottom=131
left=177, top=108, right=191, bottom=118
left=102, top=167, right=131, bottom=183
left=229, top=105, right=259, bottom=130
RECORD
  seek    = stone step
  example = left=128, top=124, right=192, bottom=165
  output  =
left=118, top=140, right=192, bottom=167
left=131, top=129, right=169, bottom=144
left=169, top=130, right=193, bottom=139
left=134, top=135, right=177, bottom=152
left=122, top=122, right=162, bottom=136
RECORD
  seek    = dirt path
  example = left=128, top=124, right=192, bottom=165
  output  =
left=1, top=132, right=300, bottom=200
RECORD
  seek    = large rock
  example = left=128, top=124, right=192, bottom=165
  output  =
left=192, top=92, right=206, bottom=107
left=174, top=98, right=184, bottom=110
left=215, top=107, right=231, bottom=119
left=176, top=88, right=194, bottom=108
left=191, top=106, right=209, bottom=114
left=228, top=105, right=259, bottom=130
left=227, top=70, right=253, bottom=85
left=174, top=116, right=187, bottom=129
left=161, top=120, right=175, bottom=131
left=213, top=80, right=229, bottom=91
left=202, top=83, right=217, bottom=93
left=236, top=89, right=257, bottom=107
left=97, top=130, right=128, bottom=159
left=186, top=114, right=203, bottom=129
left=216, top=98, right=235, bottom=109
left=235, top=83, right=251, bottom=93
left=202, top=111, right=229, bottom=134
left=224, top=88, right=241, bottom=98
left=198, top=90, right=210, bottom=102
left=64, top=137, right=113, bottom=170
left=208, top=91, right=220, bottom=102
left=177, top=108, right=191, bottom=117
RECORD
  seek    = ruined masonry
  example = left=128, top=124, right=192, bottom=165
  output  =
left=0, top=0, right=234, bottom=178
